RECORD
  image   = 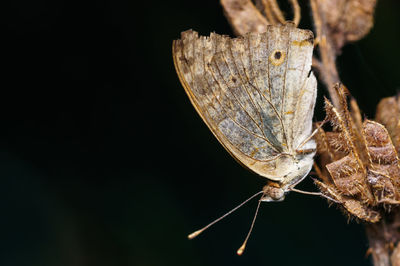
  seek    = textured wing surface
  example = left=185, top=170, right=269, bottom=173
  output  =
left=173, top=24, right=316, bottom=175
left=277, top=27, right=317, bottom=150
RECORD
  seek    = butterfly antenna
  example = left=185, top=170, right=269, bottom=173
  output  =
left=188, top=191, right=264, bottom=240
left=237, top=196, right=262, bottom=256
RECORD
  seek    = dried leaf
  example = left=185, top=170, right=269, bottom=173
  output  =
left=314, top=0, right=377, bottom=50
left=343, top=199, right=380, bottom=223
left=220, top=0, right=269, bottom=35
left=220, top=0, right=302, bottom=35
left=376, top=96, right=400, bottom=153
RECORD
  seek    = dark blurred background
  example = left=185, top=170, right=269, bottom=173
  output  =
left=1, top=1, right=400, bottom=265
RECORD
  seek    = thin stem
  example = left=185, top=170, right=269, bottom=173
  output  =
left=289, top=0, right=301, bottom=26
left=268, top=0, right=286, bottom=24
left=310, top=0, right=341, bottom=108
left=261, top=0, right=278, bottom=24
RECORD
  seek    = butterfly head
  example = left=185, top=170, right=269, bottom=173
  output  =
left=261, top=181, right=285, bottom=202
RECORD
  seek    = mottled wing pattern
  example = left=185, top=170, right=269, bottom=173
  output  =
left=173, top=24, right=316, bottom=177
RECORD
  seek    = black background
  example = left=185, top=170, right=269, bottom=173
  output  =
left=2, top=1, right=400, bottom=265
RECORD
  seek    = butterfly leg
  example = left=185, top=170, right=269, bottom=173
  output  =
left=289, top=187, right=340, bottom=203
left=288, top=174, right=340, bottom=203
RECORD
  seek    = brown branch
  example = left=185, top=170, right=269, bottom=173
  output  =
left=366, top=213, right=400, bottom=266
left=310, top=0, right=341, bottom=108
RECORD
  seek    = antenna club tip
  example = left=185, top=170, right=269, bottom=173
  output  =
left=237, top=243, right=246, bottom=256
left=188, top=230, right=202, bottom=239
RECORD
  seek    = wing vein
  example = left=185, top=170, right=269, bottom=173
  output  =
left=227, top=39, right=266, bottom=139
left=210, top=62, right=278, bottom=148
left=246, top=36, right=265, bottom=126
left=289, top=41, right=308, bottom=144
left=281, top=28, right=293, bottom=148
left=243, top=37, right=285, bottom=144
left=235, top=43, right=285, bottom=151
left=265, top=29, right=287, bottom=146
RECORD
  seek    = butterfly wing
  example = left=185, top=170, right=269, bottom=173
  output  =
left=173, top=24, right=316, bottom=181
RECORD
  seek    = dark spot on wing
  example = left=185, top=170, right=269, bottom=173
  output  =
left=306, top=36, right=314, bottom=44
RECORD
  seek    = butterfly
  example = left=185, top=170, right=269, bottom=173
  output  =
left=173, top=23, right=324, bottom=254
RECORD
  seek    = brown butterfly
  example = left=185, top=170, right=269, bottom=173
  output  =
left=173, top=24, right=328, bottom=255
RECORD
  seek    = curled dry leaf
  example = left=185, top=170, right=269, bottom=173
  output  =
left=314, top=84, right=400, bottom=223
left=313, top=0, right=377, bottom=51
left=376, top=95, right=400, bottom=153
left=220, top=0, right=302, bottom=36
left=220, top=0, right=269, bottom=35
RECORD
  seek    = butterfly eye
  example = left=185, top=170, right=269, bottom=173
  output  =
left=270, top=49, right=285, bottom=66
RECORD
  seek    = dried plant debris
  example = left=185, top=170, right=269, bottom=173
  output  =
left=314, top=84, right=400, bottom=223
left=220, top=0, right=302, bottom=36
left=310, top=0, right=377, bottom=109
left=254, top=0, right=301, bottom=26
left=220, top=0, right=270, bottom=35
left=315, top=0, right=377, bottom=50
left=376, top=95, right=400, bottom=153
